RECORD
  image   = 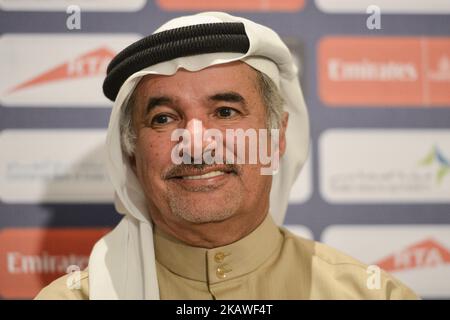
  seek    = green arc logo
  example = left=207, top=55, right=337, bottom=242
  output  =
left=419, top=146, right=450, bottom=185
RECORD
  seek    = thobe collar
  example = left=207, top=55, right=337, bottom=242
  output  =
left=153, top=214, right=283, bottom=284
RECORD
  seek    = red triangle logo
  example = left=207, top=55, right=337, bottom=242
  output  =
left=375, top=238, right=450, bottom=272
left=7, top=47, right=115, bottom=94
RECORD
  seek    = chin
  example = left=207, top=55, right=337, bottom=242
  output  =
left=169, top=198, right=241, bottom=224
left=165, top=179, right=244, bottom=223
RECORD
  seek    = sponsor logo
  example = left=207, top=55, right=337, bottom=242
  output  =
left=0, top=129, right=113, bottom=203
left=322, top=225, right=450, bottom=297
left=428, top=56, right=450, bottom=81
left=326, top=59, right=417, bottom=82
left=318, top=37, right=450, bottom=106
left=7, top=47, right=115, bottom=95
left=0, top=228, right=110, bottom=299
left=0, top=34, right=140, bottom=107
left=419, top=146, right=450, bottom=185
left=319, top=129, right=450, bottom=203
left=0, top=0, right=146, bottom=11
left=156, top=0, right=305, bottom=11
left=427, top=39, right=450, bottom=106
left=375, top=238, right=450, bottom=272
left=315, top=0, right=450, bottom=14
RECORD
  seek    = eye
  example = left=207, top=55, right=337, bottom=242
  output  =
left=151, top=114, right=175, bottom=125
left=216, top=107, right=239, bottom=118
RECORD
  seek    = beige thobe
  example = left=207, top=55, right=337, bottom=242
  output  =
left=35, top=214, right=418, bottom=300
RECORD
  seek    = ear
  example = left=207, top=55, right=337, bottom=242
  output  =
left=278, top=112, right=289, bottom=158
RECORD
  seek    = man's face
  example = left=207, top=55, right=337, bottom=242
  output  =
left=129, top=61, right=287, bottom=232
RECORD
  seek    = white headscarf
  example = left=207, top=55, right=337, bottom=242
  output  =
left=88, top=11, right=309, bottom=300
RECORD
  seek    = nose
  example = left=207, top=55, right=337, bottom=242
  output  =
left=182, top=118, right=215, bottom=164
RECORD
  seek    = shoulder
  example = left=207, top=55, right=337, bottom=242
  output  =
left=279, top=227, right=419, bottom=300
left=34, top=269, right=89, bottom=300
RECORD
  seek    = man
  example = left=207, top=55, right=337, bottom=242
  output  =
left=35, top=12, right=418, bottom=300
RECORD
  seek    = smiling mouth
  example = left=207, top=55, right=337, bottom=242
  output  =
left=179, top=170, right=226, bottom=180
left=166, top=165, right=238, bottom=181
left=167, top=167, right=237, bottom=192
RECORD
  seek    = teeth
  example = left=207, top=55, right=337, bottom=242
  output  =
left=182, top=170, right=225, bottom=180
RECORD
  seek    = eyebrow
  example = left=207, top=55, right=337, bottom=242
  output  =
left=209, top=91, right=245, bottom=103
left=208, top=91, right=249, bottom=112
left=145, top=96, right=173, bottom=115
left=144, top=91, right=249, bottom=115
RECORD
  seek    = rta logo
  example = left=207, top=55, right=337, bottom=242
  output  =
left=66, top=48, right=112, bottom=77
left=6, top=47, right=115, bottom=95
left=375, top=239, right=450, bottom=272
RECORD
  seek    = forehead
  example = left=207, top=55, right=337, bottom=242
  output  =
left=134, top=61, right=259, bottom=99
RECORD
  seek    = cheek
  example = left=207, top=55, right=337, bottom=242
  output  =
left=240, top=164, right=272, bottom=191
left=134, top=132, right=174, bottom=182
